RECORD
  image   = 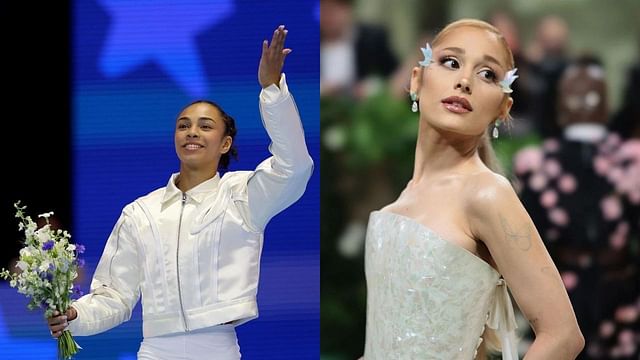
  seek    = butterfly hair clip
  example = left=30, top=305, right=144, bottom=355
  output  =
left=499, top=68, right=519, bottom=94
left=418, top=43, right=432, bottom=67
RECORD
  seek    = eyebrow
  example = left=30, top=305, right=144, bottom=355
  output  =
left=177, top=116, right=216, bottom=122
left=441, top=47, right=505, bottom=69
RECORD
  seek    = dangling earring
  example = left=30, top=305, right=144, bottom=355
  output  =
left=410, top=92, right=418, bottom=113
left=492, top=119, right=501, bottom=139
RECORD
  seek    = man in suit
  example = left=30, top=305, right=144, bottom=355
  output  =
left=320, top=0, right=397, bottom=97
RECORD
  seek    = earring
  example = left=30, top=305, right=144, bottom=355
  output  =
left=410, top=92, right=418, bottom=113
left=492, top=119, right=501, bottom=139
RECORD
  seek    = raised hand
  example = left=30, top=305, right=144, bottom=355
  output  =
left=258, top=25, right=291, bottom=89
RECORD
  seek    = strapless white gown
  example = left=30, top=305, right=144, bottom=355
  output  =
left=364, top=211, right=519, bottom=359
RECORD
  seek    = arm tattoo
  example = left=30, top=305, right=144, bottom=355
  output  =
left=499, top=214, right=532, bottom=251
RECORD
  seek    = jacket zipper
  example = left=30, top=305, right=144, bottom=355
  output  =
left=176, top=192, right=190, bottom=331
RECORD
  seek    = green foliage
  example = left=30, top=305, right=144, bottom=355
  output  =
left=494, top=132, right=542, bottom=177
left=321, top=92, right=418, bottom=187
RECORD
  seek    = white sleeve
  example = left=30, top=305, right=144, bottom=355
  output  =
left=246, top=73, right=314, bottom=231
left=67, top=207, right=141, bottom=336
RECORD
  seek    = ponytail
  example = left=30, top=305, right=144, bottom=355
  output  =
left=478, top=130, right=504, bottom=175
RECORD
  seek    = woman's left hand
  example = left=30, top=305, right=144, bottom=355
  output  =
left=258, top=25, right=291, bottom=89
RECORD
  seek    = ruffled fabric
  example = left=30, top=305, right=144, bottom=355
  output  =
left=487, top=278, right=519, bottom=359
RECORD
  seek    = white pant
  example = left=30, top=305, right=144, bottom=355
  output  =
left=137, top=324, right=241, bottom=360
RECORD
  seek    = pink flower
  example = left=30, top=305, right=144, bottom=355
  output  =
left=614, top=305, right=638, bottom=323
left=616, top=221, right=630, bottom=236
left=615, top=174, right=635, bottom=194
left=609, top=221, right=629, bottom=250
left=618, top=140, right=640, bottom=162
left=593, top=156, right=610, bottom=175
left=540, top=189, right=558, bottom=208
left=620, top=342, right=637, bottom=357
left=543, top=138, right=560, bottom=152
left=607, top=167, right=624, bottom=185
left=543, top=159, right=562, bottom=178
left=618, top=329, right=634, bottom=345
left=626, top=163, right=640, bottom=183
left=528, top=173, right=548, bottom=192
left=629, top=190, right=640, bottom=204
left=513, top=147, right=543, bottom=175
left=609, top=231, right=627, bottom=250
left=558, top=174, right=577, bottom=193
left=549, top=207, right=569, bottom=226
left=616, top=164, right=640, bottom=200
left=560, top=271, right=579, bottom=290
left=600, top=195, right=622, bottom=221
left=599, top=321, right=615, bottom=338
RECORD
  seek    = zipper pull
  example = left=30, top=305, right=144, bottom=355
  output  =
left=182, top=193, right=187, bottom=204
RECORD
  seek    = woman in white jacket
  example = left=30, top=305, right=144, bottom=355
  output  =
left=46, top=25, right=313, bottom=359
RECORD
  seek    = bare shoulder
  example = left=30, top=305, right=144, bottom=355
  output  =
left=463, top=171, right=519, bottom=214
left=463, top=171, right=536, bottom=254
left=462, top=171, right=532, bottom=246
left=378, top=180, right=414, bottom=213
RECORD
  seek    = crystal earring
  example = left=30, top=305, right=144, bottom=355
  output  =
left=410, top=92, right=418, bottom=113
left=492, top=119, right=501, bottom=139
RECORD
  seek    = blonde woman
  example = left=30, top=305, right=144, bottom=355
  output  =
left=362, top=19, right=584, bottom=359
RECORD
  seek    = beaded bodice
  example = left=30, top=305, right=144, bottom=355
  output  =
left=364, top=211, right=518, bottom=359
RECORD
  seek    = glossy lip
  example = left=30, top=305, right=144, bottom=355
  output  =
left=441, top=96, right=473, bottom=112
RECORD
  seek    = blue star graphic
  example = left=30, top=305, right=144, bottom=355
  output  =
left=98, top=0, right=234, bottom=97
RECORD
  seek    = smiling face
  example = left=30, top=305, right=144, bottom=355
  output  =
left=174, top=102, right=232, bottom=171
left=411, top=25, right=513, bottom=138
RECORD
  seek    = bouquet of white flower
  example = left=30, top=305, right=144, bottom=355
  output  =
left=1, top=202, right=85, bottom=359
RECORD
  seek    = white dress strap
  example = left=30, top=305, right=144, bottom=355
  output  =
left=487, top=278, right=519, bottom=360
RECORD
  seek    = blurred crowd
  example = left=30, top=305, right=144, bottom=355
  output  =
left=321, top=0, right=640, bottom=358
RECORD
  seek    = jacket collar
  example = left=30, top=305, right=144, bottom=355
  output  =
left=162, top=172, right=221, bottom=206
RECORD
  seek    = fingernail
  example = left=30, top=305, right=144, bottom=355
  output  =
left=62, top=316, right=67, bottom=320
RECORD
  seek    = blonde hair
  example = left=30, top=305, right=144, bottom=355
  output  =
left=433, top=19, right=515, bottom=356
left=432, top=19, right=514, bottom=176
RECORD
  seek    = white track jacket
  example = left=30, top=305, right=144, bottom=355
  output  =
left=68, top=74, right=313, bottom=338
